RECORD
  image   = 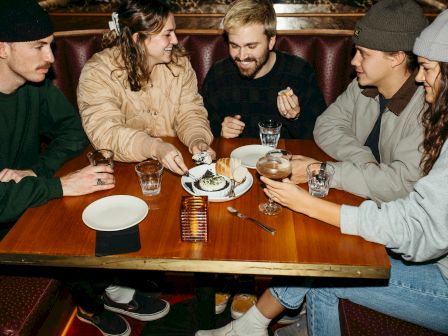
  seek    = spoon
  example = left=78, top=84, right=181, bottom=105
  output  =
left=227, top=207, right=276, bottom=235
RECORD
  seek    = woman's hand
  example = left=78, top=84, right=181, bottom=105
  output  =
left=155, top=142, right=188, bottom=175
left=261, top=176, right=312, bottom=214
left=261, top=176, right=342, bottom=227
left=191, top=140, right=216, bottom=161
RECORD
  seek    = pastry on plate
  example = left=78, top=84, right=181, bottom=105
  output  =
left=216, top=158, right=248, bottom=183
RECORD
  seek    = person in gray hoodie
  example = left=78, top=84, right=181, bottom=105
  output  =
left=196, top=8, right=448, bottom=336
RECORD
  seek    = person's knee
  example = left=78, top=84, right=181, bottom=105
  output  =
left=269, top=286, right=307, bottom=310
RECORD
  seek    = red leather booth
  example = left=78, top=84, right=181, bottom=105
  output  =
left=51, top=29, right=355, bottom=108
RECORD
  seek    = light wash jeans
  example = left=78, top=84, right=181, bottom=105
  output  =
left=270, top=257, right=448, bottom=335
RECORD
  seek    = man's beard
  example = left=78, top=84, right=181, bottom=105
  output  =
left=233, top=49, right=270, bottom=79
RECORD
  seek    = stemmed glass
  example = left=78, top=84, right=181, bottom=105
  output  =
left=256, top=149, right=292, bottom=215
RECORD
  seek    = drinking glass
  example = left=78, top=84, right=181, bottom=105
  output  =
left=135, top=159, right=164, bottom=196
left=258, top=120, right=282, bottom=148
left=87, top=149, right=114, bottom=168
left=306, top=162, right=335, bottom=197
left=256, top=149, right=292, bottom=215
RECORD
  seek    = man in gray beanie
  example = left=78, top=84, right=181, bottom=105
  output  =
left=0, top=1, right=164, bottom=336
left=286, top=0, right=428, bottom=205
left=196, top=1, right=431, bottom=336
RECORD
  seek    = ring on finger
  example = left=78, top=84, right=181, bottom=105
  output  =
left=96, top=178, right=105, bottom=186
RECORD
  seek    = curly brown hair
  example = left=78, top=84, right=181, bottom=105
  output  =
left=420, top=62, right=448, bottom=175
left=102, top=0, right=187, bottom=91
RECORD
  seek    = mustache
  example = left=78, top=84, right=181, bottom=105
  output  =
left=234, top=57, right=256, bottom=63
left=36, top=63, right=52, bottom=70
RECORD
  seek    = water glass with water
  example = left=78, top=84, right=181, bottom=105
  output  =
left=135, top=159, right=164, bottom=196
left=258, top=120, right=282, bottom=148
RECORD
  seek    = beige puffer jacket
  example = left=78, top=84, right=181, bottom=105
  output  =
left=77, top=47, right=213, bottom=162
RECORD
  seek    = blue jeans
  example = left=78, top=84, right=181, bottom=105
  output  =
left=270, top=257, right=448, bottom=335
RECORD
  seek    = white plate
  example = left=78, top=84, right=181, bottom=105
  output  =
left=181, top=163, right=253, bottom=202
left=82, top=195, right=149, bottom=231
left=231, top=145, right=272, bottom=169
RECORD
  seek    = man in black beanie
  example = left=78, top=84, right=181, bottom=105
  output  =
left=288, top=0, right=428, bottom=205
left=0, top=1, right=169, bottom=336
left=0, top=0, right=116, bottom=222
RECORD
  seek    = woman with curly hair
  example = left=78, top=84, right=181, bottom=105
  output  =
left=197, top=9, right=448, bottom=336
left=78, top=0, right=214, bottom=175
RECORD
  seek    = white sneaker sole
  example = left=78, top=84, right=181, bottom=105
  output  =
left=104, top=299, right=170, bottom=321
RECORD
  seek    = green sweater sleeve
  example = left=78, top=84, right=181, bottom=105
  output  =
left=30, top=80, right=89, bottom=177
left=0, top=176, right=63, bottom=223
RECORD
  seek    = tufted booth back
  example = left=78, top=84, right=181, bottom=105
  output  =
left=52, top=30, right=355, bottom=109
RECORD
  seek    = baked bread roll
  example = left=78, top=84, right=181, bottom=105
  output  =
left=232, top=165, right=248, bottom=183
left=279, top=87, right=293, bottom=97
left=216, top=158, right=247, bottom=183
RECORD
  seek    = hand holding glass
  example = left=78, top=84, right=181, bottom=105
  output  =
left=87, top=149, right=114, bottom=168
left=256, top=149, right=292, bottom=215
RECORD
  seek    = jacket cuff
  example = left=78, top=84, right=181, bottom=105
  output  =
left=340, top=205, right=360, bottom=236
left=188, top=139, right=209, bottom=153
left=50, top=178, right=64, bottom=199
left=329, top=161, right=342, bottom=189
left=135, top=136, right=163, bottom=161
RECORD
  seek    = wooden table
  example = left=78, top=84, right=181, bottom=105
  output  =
left=0, top=138, right=390, bottom=279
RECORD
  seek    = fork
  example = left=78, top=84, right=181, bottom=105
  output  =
left=226, top=179, right=236, bottom=198
left=226, top=176, right=246, bottom=198
left=184, top=171, right=200, bottom=181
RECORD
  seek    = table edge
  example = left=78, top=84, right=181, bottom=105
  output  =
left=0, top=254, right=390, bottom=279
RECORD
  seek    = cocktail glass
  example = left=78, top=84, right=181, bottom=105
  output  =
left=256, top=149, right=292, bottom=215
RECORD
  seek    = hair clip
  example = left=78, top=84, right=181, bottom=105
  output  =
left=108, top=12, right=120, bottom=34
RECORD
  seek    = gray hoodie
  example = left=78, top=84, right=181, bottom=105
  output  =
left=341, top=141, right=448, bottom=278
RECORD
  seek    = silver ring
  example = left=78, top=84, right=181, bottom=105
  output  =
left=96, top=178, right=105, bottom=186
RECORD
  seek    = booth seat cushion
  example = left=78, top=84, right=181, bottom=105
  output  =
left=0, top=275, right=60, bottom=336
left=339, top=299, right=445, bottom=336
left=52, top=30, right=354, bottom=108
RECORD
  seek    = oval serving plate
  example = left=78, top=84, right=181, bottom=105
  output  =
left=181, top=163, right=253, bottom=202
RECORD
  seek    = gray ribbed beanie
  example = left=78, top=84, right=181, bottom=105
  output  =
left=0, top=0, right=53, bottom=42
left=353, top=0, right=427, bottom=52
left=413, top=9, right=448, bottom=62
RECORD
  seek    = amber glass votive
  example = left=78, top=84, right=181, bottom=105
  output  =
left=180, top=196, right=208, bottom=242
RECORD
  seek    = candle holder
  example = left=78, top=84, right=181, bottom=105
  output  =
left=180, top=196, right=208, bottom=242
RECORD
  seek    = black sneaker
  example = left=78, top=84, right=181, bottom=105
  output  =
left=103, top=290, right=170, bottom=321
left=77, top=308, right=131, bottom=336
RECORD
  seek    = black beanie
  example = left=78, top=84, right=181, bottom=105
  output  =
left=353, top=0, right=427, bottom=52
left=0, top=0, right=53, bottom=42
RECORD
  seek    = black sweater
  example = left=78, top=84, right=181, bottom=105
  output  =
left=0, top=80, right=88, bottom=223
left=202, top=51, right=327, bottom=139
